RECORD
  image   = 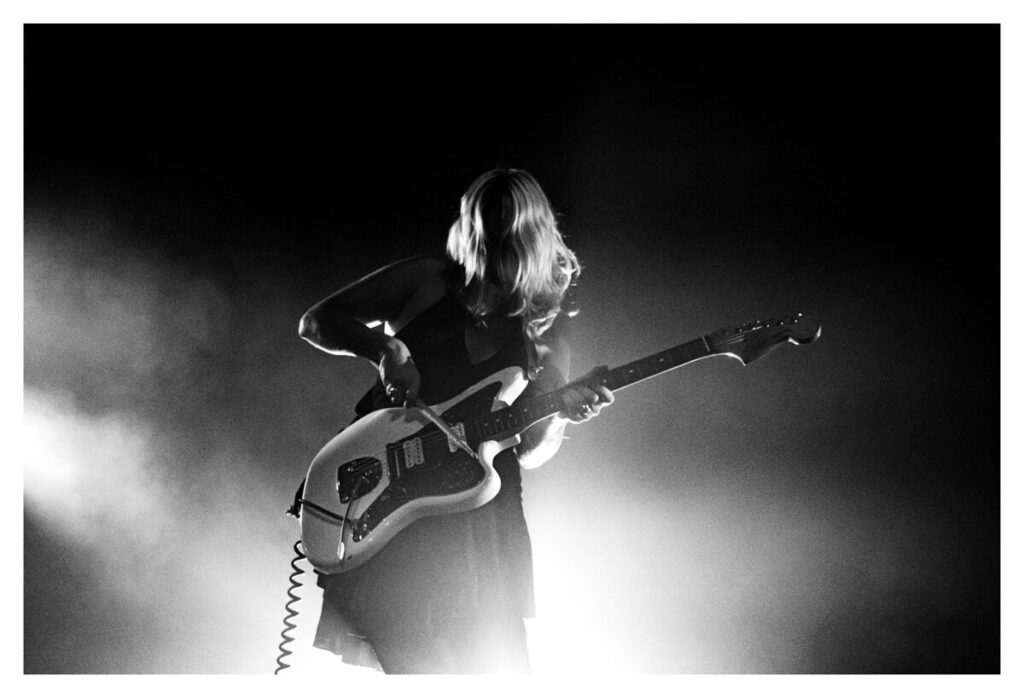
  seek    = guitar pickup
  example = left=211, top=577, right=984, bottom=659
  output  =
left=445, top=422, right=468, bottom=454
left=402, top=438, right=425, bottom=469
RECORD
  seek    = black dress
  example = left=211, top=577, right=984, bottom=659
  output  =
left=313, top=292, right=537, bottom=673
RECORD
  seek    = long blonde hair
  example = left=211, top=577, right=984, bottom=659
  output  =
left=445, top=168, right=580, bottom=340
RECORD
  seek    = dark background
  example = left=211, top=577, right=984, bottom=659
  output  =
left=23, top=25, right=999, bottom=673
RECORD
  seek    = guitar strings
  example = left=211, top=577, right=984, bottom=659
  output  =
left=344, top=344, right=739, bottom=473
left=338, top=330, right=781, bottom=485
left=336, top=388, right=573, bottom=483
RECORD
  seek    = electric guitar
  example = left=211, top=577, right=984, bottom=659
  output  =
left=298, top=312, right=821, bottom=575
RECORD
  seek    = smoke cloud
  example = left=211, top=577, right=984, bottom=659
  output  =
left=23, top=205, right=329, bottom=673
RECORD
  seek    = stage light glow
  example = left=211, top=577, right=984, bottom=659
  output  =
left=524, top=489, right=675, bottom=674
left=23, top=398, right=81, bottom=503
left=23, top=387, right=172, bottom=551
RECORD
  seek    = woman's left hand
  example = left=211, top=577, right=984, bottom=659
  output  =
left=558, top=366, right=614, bottom=424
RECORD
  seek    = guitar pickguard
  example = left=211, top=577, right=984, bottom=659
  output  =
left=352, top=382, right=503, bottom=540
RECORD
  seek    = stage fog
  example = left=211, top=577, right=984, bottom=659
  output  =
left=24, top=26, right=999, bottom=674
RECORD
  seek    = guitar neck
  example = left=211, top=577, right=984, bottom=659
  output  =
left=475, top=336, right=714, bottom=440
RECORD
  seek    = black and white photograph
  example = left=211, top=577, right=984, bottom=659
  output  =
left=20, top=19, right=1007, bottom=681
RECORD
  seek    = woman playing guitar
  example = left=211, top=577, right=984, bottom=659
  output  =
left=297, top=167, right=613, bottom=673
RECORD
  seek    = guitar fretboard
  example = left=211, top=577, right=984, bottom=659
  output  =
left=471, top=336, right=713, bottom=440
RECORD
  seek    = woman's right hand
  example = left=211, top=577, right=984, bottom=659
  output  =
left=378, top=338, right=421, bottom=407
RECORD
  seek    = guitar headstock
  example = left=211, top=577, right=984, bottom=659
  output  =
left=707, top=312, right=821, bottom=365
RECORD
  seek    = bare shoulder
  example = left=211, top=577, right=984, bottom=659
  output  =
left=375, top=254, right=446, bottom=278
left=356, top=254, right=446, bottom=290
left=385, top=256, right=450, bottom=332
left=307, top=255, right=448, bottom=327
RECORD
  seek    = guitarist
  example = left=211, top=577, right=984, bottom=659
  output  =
left=298, top=167, right=613, bottom=673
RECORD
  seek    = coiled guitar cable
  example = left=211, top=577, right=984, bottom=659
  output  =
left=274, top=539, right=306, bottom=674
left=275, top=475, right=373, bottom=674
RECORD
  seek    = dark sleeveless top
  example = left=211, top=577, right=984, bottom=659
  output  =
left=313, top=292, right=537, bottom=667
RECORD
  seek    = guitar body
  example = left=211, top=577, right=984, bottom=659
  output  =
left=300, top=365, right=529, bottom=575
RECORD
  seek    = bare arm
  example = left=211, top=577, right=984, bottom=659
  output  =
left=298, top=255, right=444, bottom=358
left=298, top=255, right=447, bottom=404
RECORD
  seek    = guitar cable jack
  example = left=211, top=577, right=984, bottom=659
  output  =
left=274, top=539, right=306, bottom=674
